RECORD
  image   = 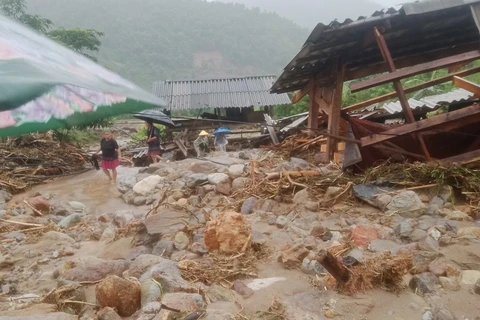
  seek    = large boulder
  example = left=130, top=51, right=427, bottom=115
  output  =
left=186, top=174, right=209, bottom=188
left=386, top=191, right=427, bottom=218
left=133, top=175, right=163, bottom=196
left=124, top=254, right=170, bottom=279
left=117, top=170, right=138, bottom=194
left=27, top=196, right=50, bottom=213
left=208, top=173, right=231, bottom=195
left=228, top=164, right=245, bottom=179
left=204, top=211, right=252, bottom=253
left=96, top=275, right=141, bottom=317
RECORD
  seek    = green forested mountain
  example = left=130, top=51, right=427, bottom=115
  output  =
left=26, top=0, right=309, bottom=89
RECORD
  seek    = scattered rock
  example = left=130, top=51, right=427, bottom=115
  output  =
left=396, top=219, right=418, bottom=240
left=438, top=277, right=460, bottom=291
left=428, top=260, right=448, bottom=277
left=50, top=204, right=70, bottom=217
left=140, top=280, right=162, bottom=307
left=428, top=196, right=444, bottom=216
left=133, top=175, right=163, bottom=196
left=387, top=191, right=427, bottom=218
left=189, top=162, right=218, bottom=174
left=368, top=239, right=402, bottom=254
left=350, top=225, right=379, bottom=248
left=96, top=275, right=141, bottom=316
left=293, top=189, right=311, bottom=204
left=301, top=258, right=326, bottom=275
left=231, top=177, right=250, bottom=192
left=310, top=226, right=325, bottom=239
left=186, top=174, right=209, bottom=188
left=28, top=196, right=50, bottom=213
left=113, top=210, right=135, bottom=228
left=419, top=235, right=439, bottom=253
left=0, top=313, right=78, bottom=320
left=96, top=307, right=122, bottom=320
left=409, top=272, right=439, bottom=295
left=457, top=227, right=480, bottom=238
left=58, top=213, right=81, bottom=229
left=228, top=164, right=245, bottom=179
left=146, top=260, right=196, bottom=293
left=323, top=186, right=343, bottom=204
left=409, top=229, right=428, bottom=242
left=276, top=216, right=288, bottom=229
left=0, top=190, right=12, bottom=203
left=204, top=211, right=252, bottom=253
left=157, top=293, right=204, bottom=318
left=432, top=308, right=456, bottom=320
left=474, top=278, right=480, bottom=295
left=232, top=280, right=254, bottom=299
left=278, top=244, right=309, bottom=269
left=3, top=232, right=25, bottom=242
left=206, top=284, right=237, bottom=303
left=133, top=196, right=147, bottom=206
left=208, top=173, right=229, bottom=185
left=126, top=246, right=151, bottom=262
left=68, top=201, right=86, bottom=212
left=100, top=227, right=116, bottom=242
left=241, top=197, right=257, bottom=215
left=190, top=242, right=208, bottom=255
left=441, top=209, right=473, bottom=221
left=42, top=231, right=75, bottom=244
left=152, top=240, right=175, bottom=257
left=460, top=270, right=480, bottom=285
left=282, top=290, right=333, bottom=320
left=174, top=232, right=190, bottom=250
left=126, top=255, right=170, bottom=279
left=117, top=173, right=138, bottom=194
left=60, top=257, right=127, bottom=282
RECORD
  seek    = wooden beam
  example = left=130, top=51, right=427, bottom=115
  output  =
left=327, top=62, right=346, bottom=160
left=441, top=148, right=480, bottom=164
left=343, top=65, right=480, bottom=112
left=373, top=27, right=432, bottom=161
left=453, top=76, right=480, bottom=95
left=350, top=49, right=480, bottom=92
left=307, top=79, right=319, bottom=132
left=291, top=78, right=315, bottom=104
left=361, top=103, right=480, bottom=147
left=448, top=61, right=472, bottom=73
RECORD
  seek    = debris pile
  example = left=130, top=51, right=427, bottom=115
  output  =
left=0, top=135, right=88, bottom=193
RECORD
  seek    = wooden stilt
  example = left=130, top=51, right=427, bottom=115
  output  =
left=316, top=249, right=351, bottom=284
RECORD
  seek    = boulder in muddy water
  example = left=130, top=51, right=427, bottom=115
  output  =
left=97, top=307, right=122, bottom=320
left=386, top=191, right=427, bottom=218
left=117, top=173, right=137, bottom=194
left=204, top=211, right=252, bottom=253
left=28, top=196, right=50, bottom=213
left=409, top=272, right=439, bottom=295
left=133, top=175, right=163, bottom=196
left=58, top=213, right=81, bottom=229
left=96, top=275, right=141, bottom=317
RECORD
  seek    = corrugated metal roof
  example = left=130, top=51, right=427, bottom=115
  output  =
left=152, top=76, right=291, bottom=110
left=382, top=88, right=474, bottom=114
left=272, top=0, right=480, bottom=93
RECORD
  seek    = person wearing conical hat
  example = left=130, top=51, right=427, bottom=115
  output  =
left=194, top=130, right=209, bottom=157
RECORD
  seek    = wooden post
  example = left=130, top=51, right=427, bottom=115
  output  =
left=373, top=27, right=432, bottom=161
left=307, top=78, right=319, bottom=134
left=326, top=62, right=346, bottom=161
left=316, top=249, right=351, bottom=284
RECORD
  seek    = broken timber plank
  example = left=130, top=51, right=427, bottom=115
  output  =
left=264, top=114, right=280, bottom=144
left=343, top=65, right=480, bottom=112
left=440, top=148, right=480, bottom=164
left=453, top=76, right=480, bottom=95
left=350, top=49, right=480, bottom=93
left=292, top=78, right=315, bottom=104
left=361, top=103, right=480, bottom=147
left=316, top=249, right=351, bottom=284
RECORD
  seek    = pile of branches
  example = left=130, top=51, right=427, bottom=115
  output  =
left=0, top=134, right=89, bottom=193
left=178, top=244, right=269, bottom=286
left=268, top=133, right=327, bottom=164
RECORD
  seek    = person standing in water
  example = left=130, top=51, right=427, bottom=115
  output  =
left=145, top=121, right=162, bottom=163
left=96, top=128, right=121, bottom=183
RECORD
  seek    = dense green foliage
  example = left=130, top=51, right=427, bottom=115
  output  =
left=26, top=0, right=309, bottom=89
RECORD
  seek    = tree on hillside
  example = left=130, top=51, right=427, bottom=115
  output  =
left=0, top=0, right=103, bottom=60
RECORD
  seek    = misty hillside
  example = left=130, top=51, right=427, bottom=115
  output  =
left=26, top=0, right=309, bottom=89
left=217, top=0, right=383, bottom=28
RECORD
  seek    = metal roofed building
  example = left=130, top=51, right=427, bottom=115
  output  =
left=153, top=75, right=291, bottom=111
left=271, top=0, right=480, bottom=94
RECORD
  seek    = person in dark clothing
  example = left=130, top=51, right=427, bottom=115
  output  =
left=95, top=129, right=121, bottom=183
left=145, top=121, right=162, bottom=163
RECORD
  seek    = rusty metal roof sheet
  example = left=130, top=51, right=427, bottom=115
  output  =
left=153, top=76, right=291, bottom=110
left=272, top=0, right=480, bottom=94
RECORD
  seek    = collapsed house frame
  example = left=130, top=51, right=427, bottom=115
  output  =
left=271, top=0, right=480, bottom=169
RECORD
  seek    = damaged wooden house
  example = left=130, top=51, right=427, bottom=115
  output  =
left=271, top=0, right=480, bottom=170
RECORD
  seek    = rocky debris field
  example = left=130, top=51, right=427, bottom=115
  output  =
left=0, top=150, right=479, bottom=319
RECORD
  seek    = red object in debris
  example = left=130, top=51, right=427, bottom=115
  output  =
left=350, top=225, right=379, bottom=248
